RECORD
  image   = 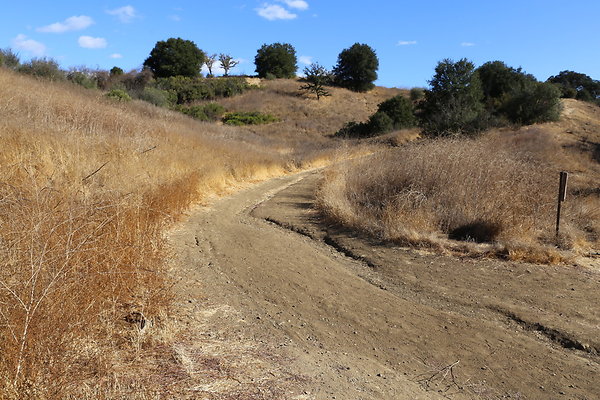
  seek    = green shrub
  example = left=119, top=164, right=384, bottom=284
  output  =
left=105, top=89, right=132, bottom=102
left=222, top=111, right=279, bottom=126
left=366, top=112, right=394, bottom=134
left=409, top=87, right=425, bottom=101
left=0, top=48, right=20, bottom=69
left=138, top=87, right=176, bottom=107
left=335, top=95, right=416, bottom=138
left=334, top=121, right=367, bottom=138
left=18, top=58, right=65, bottom=81
left=376, top=95, right=416, bottom=129
left=501, top=82, right=562, bottom=124
left=176, top=103, right=225, bottom=121
left=67, top=69, right=98, bottom=89
left=156, top=76, right=250, bottom=104
left=202, top=103, right=226, bottom=120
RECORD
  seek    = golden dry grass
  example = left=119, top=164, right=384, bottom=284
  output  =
left=318, top=109, right=600, bottom=262
left=216, top=78, right=405, bottom=138
left=0, top=69, right=353, bottom=398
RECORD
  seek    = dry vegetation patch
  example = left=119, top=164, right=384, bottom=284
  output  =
left=318, top=124, right=599, bottom=262
left=0, top=69, right=346, bottom=397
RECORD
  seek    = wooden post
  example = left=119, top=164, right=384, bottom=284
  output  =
left=556, top=171, right=568, bottom=236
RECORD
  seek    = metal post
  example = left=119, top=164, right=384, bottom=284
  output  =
left=556, top=171, right=568, bottom=236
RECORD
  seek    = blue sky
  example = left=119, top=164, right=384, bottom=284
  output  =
left=2, top=1, right=599, bottom=88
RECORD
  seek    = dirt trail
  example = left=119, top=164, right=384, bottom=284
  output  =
left=169, top=171, right=600, bottom=399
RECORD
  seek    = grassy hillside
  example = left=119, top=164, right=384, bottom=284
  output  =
left=216, top=78, right=404, bottom=138
left=318, top=99, right=600, bottom=262
left=0, top=70, right=380, bottom=397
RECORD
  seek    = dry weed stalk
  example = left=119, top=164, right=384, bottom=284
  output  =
left=318, top=130, right=599, bottom=261
left=0, top=68, right=346, bottom=397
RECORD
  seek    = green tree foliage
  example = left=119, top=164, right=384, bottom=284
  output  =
left=254, top=43, right=297, bottom=79
left=0, top=48, right=20, bottom=69
left=66, top=68, right=98, bottom=89
left=409, top=87, right=425, bottom=102
left=501, top=82, right=562, bottom=125
left=377, top=95, right=417, bottom=129
left=110, top=66, right=124, bottom=76
left=476, top=61, right=562, bottom=124
left=144, top=37, right=206, bottom=78
left=17, top=58, right=65, bottom=81
left=547, top=70, right=600, bottom=103
left=419, top=58, right=486, bottom=136
left=219, top=54, right=239, bottom=76
left=336, top=94, right=416, bottom=138
left=333, top=43, right=379, bottom=92
left=300, top=63, right=331, bottom=100
left=477, top=61, right=536, bottom=112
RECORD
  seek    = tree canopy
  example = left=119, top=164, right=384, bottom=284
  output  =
left=419, top=58, right=486, bottom=136
left=333, top=43, right=379, bottom=92
left=254, top=43, right=297, bottom=79
left=547, top=70, right=600, bottom=103
left=144, top=38, right=206, bottom=78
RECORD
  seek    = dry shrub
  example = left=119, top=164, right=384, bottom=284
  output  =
left=0, top=68, right=341, bottom=397
left=318, top=129, right=598, bottom=260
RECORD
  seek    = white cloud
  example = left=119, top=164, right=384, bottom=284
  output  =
left=37, top=15, right=94, bottom=33
left=278, top=0, right=309, bottom=10
left=169, top=15, right=181, bottom=21
left=78, top=36, right=108, bottom=49
left=110, top=53, right=123, bottom=59
left=461, top=42, right=475, bottom=47
left=397, top=40, right=417, bottom=46
left=107, top=5, right=138, bottom=23
left=12, top=34, right=46, bottom=57
left=256, top=4, right=297, bottom=20
left=299, top=55, right=313, bottom=65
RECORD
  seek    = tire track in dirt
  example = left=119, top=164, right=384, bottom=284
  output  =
left=171, top=170, right=600, bottom=399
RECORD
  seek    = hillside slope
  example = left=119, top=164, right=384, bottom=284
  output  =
left=318, top=98, right=600, bottom=261
left=1, top=69, right=389, bottom=398
left=217, top=78, right=404, bottom=137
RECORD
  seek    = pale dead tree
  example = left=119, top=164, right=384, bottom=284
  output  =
left=218, top=53, right=239, bottom=76
left=205, top=53, right=217, bottom=77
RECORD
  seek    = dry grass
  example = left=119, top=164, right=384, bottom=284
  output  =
left=216, top=78, right=404, bottom=138
left=0, top=69, right=350, bottom=398
left=318, top=124, right=600, bottom=262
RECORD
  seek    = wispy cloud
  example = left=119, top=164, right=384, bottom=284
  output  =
left=110, top=53, right=123, bottom=59
left=169, top=15, right=182, bottom=22
left=78, top=36, right=108, bottom=49
left=278, top=0, right=309, bottom=10
left=107, top=5, right=138, bottom=23
left=397, top=40, right=417, bottom=46
left=37, top=15, right=94, bottom=33
left=12, top=34, right=46, bottom=56
left=461, top=42, right=475, bottom=47
left=299, top=55, right=313, bottom=65
left=256, top=4, right=297, bottom=20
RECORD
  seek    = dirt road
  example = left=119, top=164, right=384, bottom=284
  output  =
left=169, top=171, right=600, bottom=399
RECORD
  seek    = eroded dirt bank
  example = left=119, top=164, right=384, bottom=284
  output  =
left=169, top=171, right=600, bottom=399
